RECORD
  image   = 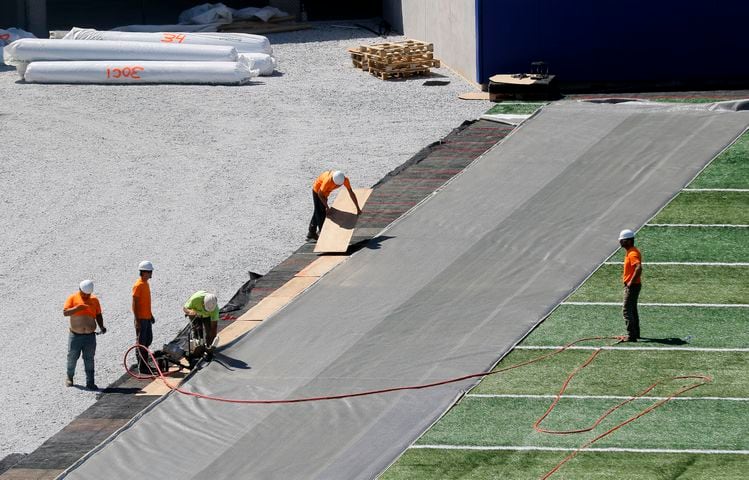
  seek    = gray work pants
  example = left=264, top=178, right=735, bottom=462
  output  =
left=67, top=332, right=96, bottom=384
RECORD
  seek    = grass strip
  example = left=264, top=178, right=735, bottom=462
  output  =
left=417, top=397, right=748, bottom=450
left=485, top=103, right=545, bottom=115
left=569, top=264, right=749, bottom=304
left=650, top=191, right=749, bottom=225
left=472, top=349, right=748, bottom=398
left=525, top=304, right=749, bottom=348
left=383, top=449, right=749, bottom=480
left=607, top=226, right=749, bottom=262
left=688, top=131, right=749, bottom=189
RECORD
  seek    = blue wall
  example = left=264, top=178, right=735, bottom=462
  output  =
left=476, top=0, right=749, bottom=86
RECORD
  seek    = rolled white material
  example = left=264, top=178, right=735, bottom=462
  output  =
left=23, top=60, right=257, bottom=85
left=63, top=28, right=272, bottom=55
left=3, top=39, right=238, bottom=66
left=112, top=24, right=221, bottom=33
left=238, top=53, right=276, bottom=76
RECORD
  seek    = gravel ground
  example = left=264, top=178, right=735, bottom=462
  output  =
left=0, top=23, right=490, bottom=458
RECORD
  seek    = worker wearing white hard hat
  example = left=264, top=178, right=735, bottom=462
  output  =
left=308, top=169, right=362, bottom=241
left=133, top=261, right=155, bottom=373
left=618, top=229, right=642, bottom=342
left=63, top=279, right=106, bottom=389
left=183, top=291, right=220, bottom=347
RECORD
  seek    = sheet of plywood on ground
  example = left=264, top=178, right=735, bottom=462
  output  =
left=459, top=91, right=490, bottom=100
left=136, top=367, right=188, bottom=396
left=295, top=255, right=347, bottom=277
left=217, top=320, right=262, bottom=347
left=237, top=296, right=291, bottom=321
left=0, top=468, right=64, bottom=480
left=315, top=188, right=372, bottom=253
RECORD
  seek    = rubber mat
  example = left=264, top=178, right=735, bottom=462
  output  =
left=61, top=100, right=749, bottom=480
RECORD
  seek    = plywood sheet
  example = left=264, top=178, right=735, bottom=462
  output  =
left=217, top=320, right=262, bottom=347
left=268, top=276, right=317, bottom=298
left=314, top=188, right=372, bottom=253
left=458, top=91, right=490, bottom=100
left=295, top=255, right=347, bottom=277
left=236, top=296, right=290, bottom=321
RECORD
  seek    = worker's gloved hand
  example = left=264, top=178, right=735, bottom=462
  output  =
left=100, top=327, right=107, bottom=334
left=151, top=317, right=156, bottom=324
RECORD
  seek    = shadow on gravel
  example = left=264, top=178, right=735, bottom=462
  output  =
left=265, top=21, right=387, bottom=45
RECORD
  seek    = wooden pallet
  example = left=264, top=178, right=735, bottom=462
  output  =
left=348, top=40, right=440, bottom=80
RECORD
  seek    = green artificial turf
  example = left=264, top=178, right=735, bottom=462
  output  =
left=569, top=264, right=749, bottom=304
left=472, top=350, right=748, bottom=398
left=525, top=304, right=749, bottom=348
left=650, top=191, right=749, bottom=225
left=382, top=449, right=749, bottom=480
left=607, top=226, right=749, bottom=262
left=417, top=397, right=747, bottom=450
left=485, top=103, right=546, bottom=115
left=688, top=132, right=749, bottom=189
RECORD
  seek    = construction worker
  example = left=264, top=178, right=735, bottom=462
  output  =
left=183, top=291, right=219, bottom=348
left=307, top=170, right=362, bottom=241
left=132, top=260, right=155, bottom=374
left=619, top=229, right=643, bottom=342
left=63, top=279, right=106, bottom=390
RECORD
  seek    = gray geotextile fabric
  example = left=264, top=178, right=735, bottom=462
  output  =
left=62, top=100, right=749, bottom=480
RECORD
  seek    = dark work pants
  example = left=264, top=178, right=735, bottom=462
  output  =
left=137, top=319, right=153, bottom=371
left=623, top=283, right=641, bottom=339
left=309, top=191, right=326, bottom=235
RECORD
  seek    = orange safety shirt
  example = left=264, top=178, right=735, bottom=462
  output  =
left=622, top=247, right=642, bottom=285
left=64, top=291, right=102, bottom=318
left=312, top=171, right=351, bottom=199
left=132, top=278, right=152, bottom=319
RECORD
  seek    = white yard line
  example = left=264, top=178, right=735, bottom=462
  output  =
left=467, top=394, right=749, bottom=402
left=683, top=188, right=749, bottom=192
left=603, top=262, right=749, bottom=266
left=563, top=302, right=749, bottom=308
left=646, top=224, right=749, bottom=228
left=514, top=345, right=749, bottom=352
left=411, top=445, right=749, bottom=454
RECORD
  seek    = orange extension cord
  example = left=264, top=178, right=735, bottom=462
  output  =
left=124, top=336, right=712, bottom=479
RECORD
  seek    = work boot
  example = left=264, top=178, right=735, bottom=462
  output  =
left=65, top=376, right=74, bottom=387
left=85, top=382, right=98, bottom=391
left=306, top=229, right=319, bottom=242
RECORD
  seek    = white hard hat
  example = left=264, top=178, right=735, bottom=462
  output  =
left=618, top=229, right=635, bottom=240
left=203, top=293, right=218, bottom=311
left=332, top=170, right=345, bottom=186
left=79, top=279, right=94, bottom=294
left=138, top=260, right=154, bottom=271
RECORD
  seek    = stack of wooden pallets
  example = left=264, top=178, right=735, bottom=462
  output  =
left=347, top=40, right=440, bottom=80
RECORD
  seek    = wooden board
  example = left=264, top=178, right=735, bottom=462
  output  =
left=459, top=91, right=490, bottom=100
left=489, top=73, right=556, bottom=86
left=315, top=188, right=372, bottom=253
left=295, top=255, right=347, bottom=277
left=216, top=320, right=262, bottom=347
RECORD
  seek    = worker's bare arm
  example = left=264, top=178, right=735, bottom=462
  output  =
left=96, top=314, right=106, bottom=334
left=63, top=304, right=87, bottom=316
left=346, top=186, right=362, bottom=214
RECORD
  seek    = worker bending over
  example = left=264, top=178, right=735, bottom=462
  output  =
left=619, top=229, right=643, bottom=342
left=63, top=280, right=106, bottom=390
left=183, top=291, right=219, bottom=347
left=132, top=260, right=155, bottom=374
left=307, top=170, right=361, bottom=241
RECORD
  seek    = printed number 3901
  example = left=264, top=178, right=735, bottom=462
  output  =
left=106, top=66, right=144, bottom=80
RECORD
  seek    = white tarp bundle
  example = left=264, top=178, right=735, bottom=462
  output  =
left=63, top=28, right=272, bottom=55
left=3, top=39, right=238, bottom=66
left=239, top=52, right=276, bottom=76
left=0, top=28, right=35, bottom=47
left=23, top=59, right=257, bottom=85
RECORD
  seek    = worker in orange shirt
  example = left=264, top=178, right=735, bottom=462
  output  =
left=132, top=261, right=155, bottom=374
left=307, top=170, right=361, bottom=241
left=619, top=229, right=643, bottom=342
left=63, top=279, right=106, bottom=390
